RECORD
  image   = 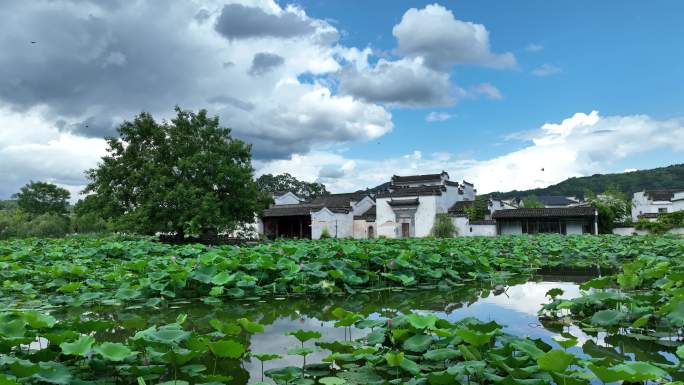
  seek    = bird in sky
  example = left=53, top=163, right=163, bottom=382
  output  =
left=541, top=168, right=545, bottom=172
left=30, top=41, right=37, bottom=44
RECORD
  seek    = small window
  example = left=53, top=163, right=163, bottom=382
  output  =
left=469, top=227, right=473, bottom=233
left=658, top=208, right=668, bottom=213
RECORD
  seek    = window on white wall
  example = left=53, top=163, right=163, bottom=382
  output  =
left=659, top=208, right=668, bottom=213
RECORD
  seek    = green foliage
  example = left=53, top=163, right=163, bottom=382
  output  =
left=71, top=212, right=111, bottom=234
left=494, top=163, right=684, bottom=199
left=257, top=172, right=329, bottom=201
left=431, top=214, right=456, bottom=238
left=521, top=195, right=544, bottom=208
left=586, top=186, right=631, bottom=233
left=12, top=181, right=70, bottom=216
left=635, top=211, right=684, bottom=234
left=320, top=227, right=331, bottom=239
left=0, top=210, right=70, bottom=239
left=465, top=196, right=489, bottom=221
left=83, top=107, right=265, bottom=237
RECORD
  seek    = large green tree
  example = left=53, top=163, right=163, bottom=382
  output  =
left=256, top=173, right=328, bottom=200
left=12, top=181, right=71, bottom=216
left=84, top=107, right=264, bottom=238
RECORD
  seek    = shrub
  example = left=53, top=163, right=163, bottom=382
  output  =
left=432, top=214, right=457, bottom=238
left=72, top=212, right=111, bottom=234
left=22, top=213, right=70, bottom=238
left=0, top=209, right=28, bottom=240
left=320, top=227, right=331, bottom=239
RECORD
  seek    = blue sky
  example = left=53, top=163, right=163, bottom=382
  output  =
left=1, top=0, right=683, bottom=198
left=300, top=0, right=684, bottom=165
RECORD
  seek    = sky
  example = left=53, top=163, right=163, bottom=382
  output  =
left=1, top=0, right=684, bottom=200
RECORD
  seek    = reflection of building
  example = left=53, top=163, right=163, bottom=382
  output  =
left=631, top=189, right=684, bottom=221
left=492, top=207, right=598, bottom=235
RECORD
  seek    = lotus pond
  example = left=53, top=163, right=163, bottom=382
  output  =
left=1, top=235, right=684, bottom=384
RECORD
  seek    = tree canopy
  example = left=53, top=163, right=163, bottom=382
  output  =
left=521, top=195, right=544, bottom=208
left=256, top=173, right=328, bottom=201
left=84, top=107, right=264, bottom=237
left=12, top=181, right=70, bottom=216
left=586, top=186, right=631, bottom=233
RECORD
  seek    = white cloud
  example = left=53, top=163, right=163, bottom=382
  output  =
left=0, top=0, right=390, bottom=159
left=257, top=111, right=684, bottom=194
left=468, top=83, right=502, bottom=100
left=392, top=3, right=516, bottom=70
left=532, top=63, right=562, bottom=77
left=0, top=106, right=107, bottom=200
left=425, top=112, right=453, bottom=122
left=338, top=57, right=454, bottom=107
left=526, top=43, right=544, bottom=52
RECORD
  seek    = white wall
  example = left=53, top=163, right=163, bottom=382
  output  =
left=499, top=221, right=523, bottom=235
left=352, top=197, right=374, bottom=216
left=631, top=191, right=674, bottom=221
left=375, top=198, right=396, bottom=238
left=612, top=227, right=649, bottom=236
left=451, top=216, right=469, bottom=236
left=274, top=192, right=301, bottom=206
left=470, top=224, right=497, bottom=236
left=353, top=219, right=375, bottom=239
left=415, top=196, right=437, bottom=237
left=566, top=222, right=584, bottom=235
left=311, top=209, right=353, bottom=239
left=375, top=195, right=438, bottom=238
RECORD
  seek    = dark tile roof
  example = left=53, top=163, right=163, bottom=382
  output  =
left=470, top=220, right=496, bottom=225
left=391, top=172, right=447, bottom=183
left=638, top=212, right=660, bottom=219
left=376, top=185, right=445, bottom=198
left=448, top=200, right=473, bottom=213
left=645, top=189, right=684, bottom=201
left=262, top=204, right=321, bottom=217
left=307, top=193, right=368, bottom=208
left=354, top=206, right=376, bottom=221
left=492, top=207, right=596, bottom=219
left=537, top=195, right=578, bottom=206
left=387, top=198, right=420, bottom=207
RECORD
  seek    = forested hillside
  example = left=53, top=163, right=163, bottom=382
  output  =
left=494, top=164, right=684, bottom=199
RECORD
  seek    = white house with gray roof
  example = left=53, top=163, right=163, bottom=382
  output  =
left=632, top=189, right=684, bottom=221
left=375, top=172, right=475, bottom=238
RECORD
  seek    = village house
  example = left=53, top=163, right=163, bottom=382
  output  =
left=631, top=189, right=684, bottom=221
left=375, top=172, right=475, bottom=238
left=255, top=174, right=606, bottom=239
left=492, top=207, right=598, bottom=235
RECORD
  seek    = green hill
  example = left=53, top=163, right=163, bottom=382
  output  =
left=493, top=163, right=684, bottom=199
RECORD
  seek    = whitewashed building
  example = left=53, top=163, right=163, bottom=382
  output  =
left=375, top=172, right=476, bottom=238
left=260, top=192, right=376, bottom=239
left=631, top=189, right=684, bottom=221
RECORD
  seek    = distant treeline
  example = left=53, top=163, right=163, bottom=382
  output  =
left=492, top=164, right=684, bottom=199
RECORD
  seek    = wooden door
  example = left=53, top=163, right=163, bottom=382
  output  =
left=401, top=223, right=410, bottom=238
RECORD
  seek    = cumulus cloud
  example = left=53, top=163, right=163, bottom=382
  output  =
left=338, top=58, right=454, bottom=107
left=425, top=112, right=453, bottom=122
left=0, top=0, right=390, bottom=160
left=214, top=3, right=316, bottom=39
left=392, top=4, right=515, bottom=70
left=0, top=106, right=107, bottom=199
left=257, top=111, right=684, bottom=194
left=532, top=63, right=562, bottom=77
left=248, top=52, right=285, bottom=76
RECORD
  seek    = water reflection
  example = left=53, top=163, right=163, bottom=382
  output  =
left=50, top=274, right=614, bottom=383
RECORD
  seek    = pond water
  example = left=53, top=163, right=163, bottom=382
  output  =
left=52, top=273, right=675, bottom=384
